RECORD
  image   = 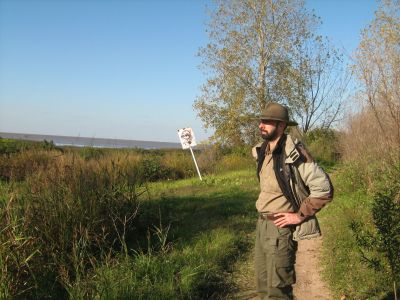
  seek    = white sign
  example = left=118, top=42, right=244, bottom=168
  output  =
left=177, top=127, right=197, bottom=150
left=177, top=127, right=202, bottom=180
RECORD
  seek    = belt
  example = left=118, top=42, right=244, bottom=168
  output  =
left=259, top=213, right=276, bottom=221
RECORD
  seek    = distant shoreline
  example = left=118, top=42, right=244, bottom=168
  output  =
left=0, top=132, right=182, bottom=149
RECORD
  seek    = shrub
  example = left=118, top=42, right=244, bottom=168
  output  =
left=304, top=128, right=340, bottom=168
left=196, top=144, right=254, bottom=174
left=139, top=156, right=170, bottom=181
left=0, top=138, right=20, bottom=155
left=0, top=138, right=60, bottom=155
left=162, top=151, right=195, bottom=179
left=191, top=145, right=219, bottom=175
left=350, top=187, right=400, bottom=299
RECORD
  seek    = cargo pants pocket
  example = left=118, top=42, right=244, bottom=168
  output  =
left=271, top=236, right=296, bottom=288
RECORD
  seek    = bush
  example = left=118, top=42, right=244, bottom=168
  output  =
left=197, top=144, right=254, bottom=174
left=322, top=165, right=400, bottom=299
left=162, top=151, right=195, bottom=179
left=140, top=156, right=170, bottom=181
left=304, top=128, right=340, bottom=168
left=0, top=138, right=60, bottom=155
left=0, top=138, right=21, bottom=155
left=350, top=187, right=400, bottom=299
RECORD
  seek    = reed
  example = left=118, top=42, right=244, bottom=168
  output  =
left=0, top=150, right=142, bottom=297
left=0, top=142, right=258, bottom=298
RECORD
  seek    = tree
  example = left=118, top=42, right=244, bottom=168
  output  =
left=350, top=2, right=400, bottom=297
left=195, top=0, right=348, bottom=146
left=353, top=0, right=400, bottom=163
left=276, top=37, right=350, bottom=133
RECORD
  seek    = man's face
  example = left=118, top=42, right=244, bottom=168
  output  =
left=259, top=120, right=279, bottom=141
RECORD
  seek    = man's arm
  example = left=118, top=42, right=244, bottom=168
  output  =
left=273, top=144, right=333, bottom=228
left=296, top=160, right=334, bottom=217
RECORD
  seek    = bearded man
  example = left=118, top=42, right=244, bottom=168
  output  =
left=252, top=102, right=333, bottom=300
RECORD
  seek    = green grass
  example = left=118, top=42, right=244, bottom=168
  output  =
left=75, top=228, right=243, bottom=299
left=64, top=168, right=259, bottom=299
left=7, top=139, right=397, bottom=299
left=0, top=140, right=259, bottom=298
left=0, top=160, right=260, bottom=299
left=319, top=177, right=396, bottom=299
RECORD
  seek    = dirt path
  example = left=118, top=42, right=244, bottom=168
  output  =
left=232, top=236, right=333, bottom=300
left=293, top=237, right=333, bottom=300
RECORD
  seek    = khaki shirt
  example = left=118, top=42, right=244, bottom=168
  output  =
left=256, top=146, right=294, bottom=213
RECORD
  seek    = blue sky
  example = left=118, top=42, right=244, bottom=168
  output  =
left=0, top=0, right=378, bottom=143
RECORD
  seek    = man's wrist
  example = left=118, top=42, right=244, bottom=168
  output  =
left=297, top=211, right=305, bottom=218
left=296, top=211, right=306, bottom=222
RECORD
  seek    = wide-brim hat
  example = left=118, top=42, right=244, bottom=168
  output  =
left=257, top=102, right=298, bottom=126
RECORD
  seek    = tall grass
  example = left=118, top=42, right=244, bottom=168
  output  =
left=0, top=140, right=258, bottom=298
left=1, top=151, right=142, bottom=298
left=67, top=228, right=245, bottom=299
left=67, top=169, right=258, bottom=299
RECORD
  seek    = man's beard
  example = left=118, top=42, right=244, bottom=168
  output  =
left=261, top=127, right=279, bottom=141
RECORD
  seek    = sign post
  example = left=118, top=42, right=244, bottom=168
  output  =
left=177, top=127, right=202, bottom=181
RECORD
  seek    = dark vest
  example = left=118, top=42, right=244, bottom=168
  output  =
left=256, top=134, right=308, bottom=212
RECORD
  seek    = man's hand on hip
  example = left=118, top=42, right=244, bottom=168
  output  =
left=273, top=212, right=305, bottom=228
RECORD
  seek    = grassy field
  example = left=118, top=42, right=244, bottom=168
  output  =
left=82, top=170, right=260, bottom=299
left=1, top=168, right=261, bottom=299
left=1, top=138, right=398, bottom=299
left=0, top=138, right=260, bottom=299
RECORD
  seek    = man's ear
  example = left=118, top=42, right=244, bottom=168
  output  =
left=278, top=121, right=287, bottom=131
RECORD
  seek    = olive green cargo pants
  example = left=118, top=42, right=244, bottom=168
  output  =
left=255, top=217, right=297, bottom=300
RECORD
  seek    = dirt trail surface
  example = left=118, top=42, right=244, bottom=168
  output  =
left=293, top=237, right=333, bottom=300
left=232, top=236, right=333, bottom=300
